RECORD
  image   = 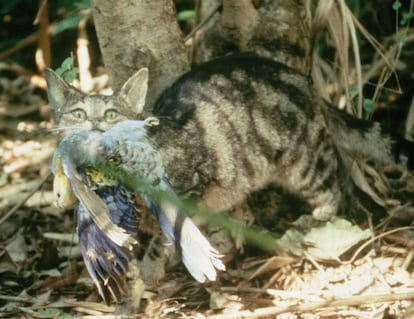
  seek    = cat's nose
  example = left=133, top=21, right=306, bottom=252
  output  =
left=91, top=120, right=100, bottom=131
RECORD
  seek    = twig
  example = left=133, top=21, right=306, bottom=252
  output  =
left=35, top=0, right=51, bottom=69
left=403, top=249, right=414, bottom=271
left=184, top=3, right=221, bottom=43
left=218, top=286, right=323, bottom=302
left=0, top=294, right=34, bottom=303
left=77, top=16, right=93, bottom=92
left=207, top=289, right=414, bottom=319
left=340, top=226, right=414, bottom=265
left=0, top=171, right=52, bottom=225
left=33, top=0, right=48, bottom=25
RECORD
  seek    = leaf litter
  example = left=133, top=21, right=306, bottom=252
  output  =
left=0, top=75, right=414, bottom=319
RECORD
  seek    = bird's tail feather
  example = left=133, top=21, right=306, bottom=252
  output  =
left=176, top=211, right=226, bottom=282
left=147, top=194, right=225, bottom=283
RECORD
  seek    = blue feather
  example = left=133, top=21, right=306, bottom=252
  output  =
left=77, top=186, right=140, bottom=304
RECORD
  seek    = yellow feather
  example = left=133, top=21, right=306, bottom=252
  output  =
left=53, top=154, right=77, bottom=208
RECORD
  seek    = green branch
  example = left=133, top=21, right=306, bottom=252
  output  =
left=93, top=161, right=281, bottom=253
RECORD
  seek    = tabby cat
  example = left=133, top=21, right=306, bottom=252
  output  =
left=46, top=54, right=390, bottom=223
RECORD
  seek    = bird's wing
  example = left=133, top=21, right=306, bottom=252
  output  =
left=78, top=202, right=128, bottom=304
left=60, top=152, right=137, bottom=250
left=77, top=186, right=140, bottom=304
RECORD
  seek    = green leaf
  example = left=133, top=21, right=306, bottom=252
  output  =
left=401, top=13, right=414, bottom=26
left=55, top=67, right=66, bottom=76
left=276, top=229, right=305, bottom=256
left=52, top=14, right=84, bottom=35
left=62, top=68, right=79, bottom=83
left=55, top=56, right=78, bottom=83
left=347, top=85, right=359, bottom=98
left=303, top=218, right=372, bottom=261
left=178, top=10, right=195, bottom=22
left=392, top=0, right=402, bottom=10
left=33, top=308, right=74, bottom=319
left=61, top=56, right=75, bottom=71
left=363, top=98, right=375, bottom=114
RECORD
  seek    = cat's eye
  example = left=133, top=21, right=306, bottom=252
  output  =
left=104, top=109, right=119, bottom=122
left=71, top=109, right=86, bottom=120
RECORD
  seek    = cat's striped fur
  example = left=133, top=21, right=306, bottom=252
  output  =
left=46, top=54, right=391, bottom=221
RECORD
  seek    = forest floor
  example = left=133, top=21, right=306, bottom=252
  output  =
left=1, top=78, right=414, bottom=319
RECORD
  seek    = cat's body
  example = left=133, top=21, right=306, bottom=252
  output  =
left=148, top=55, right=344, bottom=220
left=46, top=54, right=390, bottom=222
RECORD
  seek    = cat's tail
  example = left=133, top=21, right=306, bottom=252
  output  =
left=325, top=103, right=392, bottom=164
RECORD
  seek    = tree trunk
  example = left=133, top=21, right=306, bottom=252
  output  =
left=91, top=0, right=190, bottom=109
left=196, top=0, right=311, bottom=75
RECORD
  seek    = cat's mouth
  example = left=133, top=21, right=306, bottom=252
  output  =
left=90, top=122, right=106, bottom=132
left=87, top=120, right=106, bottom=132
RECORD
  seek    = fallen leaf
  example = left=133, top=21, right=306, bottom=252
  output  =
left=303, top=218, right=372, bottom=261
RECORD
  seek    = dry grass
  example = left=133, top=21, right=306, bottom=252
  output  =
left=309, top=0, right=412, bottom=117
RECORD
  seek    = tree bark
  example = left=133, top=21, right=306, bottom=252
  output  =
left=196, top=0, right=311, bottom=75
left=91, top=0, right=190, bottom=109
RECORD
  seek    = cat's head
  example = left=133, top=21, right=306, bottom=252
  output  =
left=44, top=68, right=149, bottom=135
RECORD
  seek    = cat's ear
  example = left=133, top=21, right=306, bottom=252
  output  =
left=44, top=68, right=74, bottom=111
left=119, top=68, right=148, bottom=114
